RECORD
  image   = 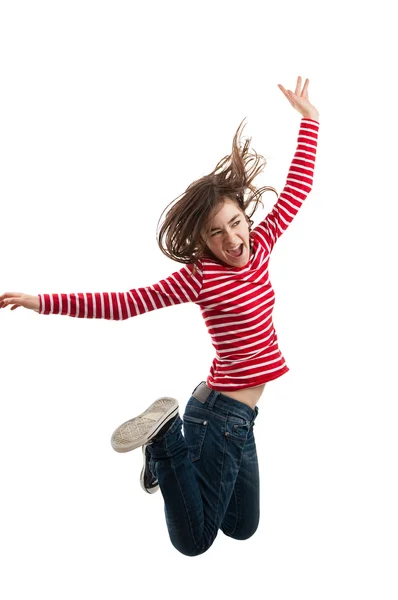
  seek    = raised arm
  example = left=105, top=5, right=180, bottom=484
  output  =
left=252, top=117, right=319, bottom=253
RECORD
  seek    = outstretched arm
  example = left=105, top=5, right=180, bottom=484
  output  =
left=0, top=262, right=204, bottom=319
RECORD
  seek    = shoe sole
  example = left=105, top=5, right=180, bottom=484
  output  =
left=111, top=397, right=179, bottom=453
left=140, top=445, right=160, bottom=494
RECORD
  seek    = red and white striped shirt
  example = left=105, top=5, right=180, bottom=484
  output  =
left=39, top=118, right=319, bottom=392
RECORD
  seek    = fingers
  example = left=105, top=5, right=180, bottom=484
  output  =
left=278, top=84, right=294, bottom=106
left=0, top=300, right=21, bottom=310
left=277, top=84, right=287, bottom=97
left=0, top=292, right=22, bottom=310
left=0, top=292, right=21, bottom=300
left=302, top=77, right=310, bottom=97
left=295, top=76, right=310, bottom=96
left=0, top=297, right=17, bottom=309
left=279, top=77, right=310, bottom=99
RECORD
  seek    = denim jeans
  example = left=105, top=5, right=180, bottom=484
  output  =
left=147, top=381, right=260, bottom=556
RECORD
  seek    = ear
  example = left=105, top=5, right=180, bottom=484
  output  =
left=245, top=214, right=254, bottom=229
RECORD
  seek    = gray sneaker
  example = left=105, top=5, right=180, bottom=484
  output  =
left=111, top=397, right=179, bottom=453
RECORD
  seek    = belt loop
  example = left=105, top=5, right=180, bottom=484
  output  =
left=207, top=389, right=219, bottom=410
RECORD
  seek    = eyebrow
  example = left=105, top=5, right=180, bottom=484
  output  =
left=209, top=213, right=241, bottom=233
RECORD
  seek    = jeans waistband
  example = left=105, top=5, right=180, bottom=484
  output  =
left=191, top=381, right=259, bottom=422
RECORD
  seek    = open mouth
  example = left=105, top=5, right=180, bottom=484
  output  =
left=226, top=244, right=244, bottom=258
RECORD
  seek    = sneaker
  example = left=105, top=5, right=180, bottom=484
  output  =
left=111, top=397, right=179, bottom=453
left=140, top=444, right=159, bottom=494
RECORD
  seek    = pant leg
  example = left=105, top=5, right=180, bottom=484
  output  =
left=220, top=422, right=260, bottom=540
left=147, top=396, right=256, bottom=557
left=147, top=413, right=205, bottom=557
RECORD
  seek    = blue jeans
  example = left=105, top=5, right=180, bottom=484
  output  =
left=147, top=381, right=260, bottom=556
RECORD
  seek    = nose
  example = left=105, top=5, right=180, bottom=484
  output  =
left=225, top=231, right=239, bottom=244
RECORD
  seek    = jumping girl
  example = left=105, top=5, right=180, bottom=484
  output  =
left=0, top=76, right=320, bottom=557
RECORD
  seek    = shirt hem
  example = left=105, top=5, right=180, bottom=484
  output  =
left=206, top=364, right=289, bottom=392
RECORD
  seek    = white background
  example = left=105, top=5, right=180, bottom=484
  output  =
left=1, top=1, right=397, bottom=599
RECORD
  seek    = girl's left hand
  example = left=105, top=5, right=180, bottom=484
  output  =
left=278, top=76, right=319, bottom=121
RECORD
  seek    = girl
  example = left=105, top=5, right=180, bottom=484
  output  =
left=0, top=76, right=320, bottom=557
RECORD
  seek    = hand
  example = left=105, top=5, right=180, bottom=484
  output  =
left=0, top=292, right=40, bottom=313
left=278, top=76, right=319, bottom=121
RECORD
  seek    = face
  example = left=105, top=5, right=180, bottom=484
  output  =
left=202, top=198, right=252, bottom=267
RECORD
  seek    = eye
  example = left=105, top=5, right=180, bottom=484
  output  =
left=211, top=220, right=241, bottom=236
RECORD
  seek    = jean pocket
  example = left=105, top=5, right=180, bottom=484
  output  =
left=225, top=416, right=251, bottom=441
left=183, top=413, right=209, bottom=462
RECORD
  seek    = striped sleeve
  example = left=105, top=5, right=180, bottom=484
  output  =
left=253, top=118, right=319, bottom=253
left=38, top=262, right=203, bottom=319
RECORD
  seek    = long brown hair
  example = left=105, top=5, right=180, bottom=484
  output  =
left=156, top=118, right=279, bottom=275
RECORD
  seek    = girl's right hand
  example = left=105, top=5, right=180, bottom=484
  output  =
left=0, top=292, right=40, bottom=313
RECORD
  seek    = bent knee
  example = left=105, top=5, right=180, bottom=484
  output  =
left=221, top=521, right=259, bottom=541
left=171, top=540, right=214, bottom=557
